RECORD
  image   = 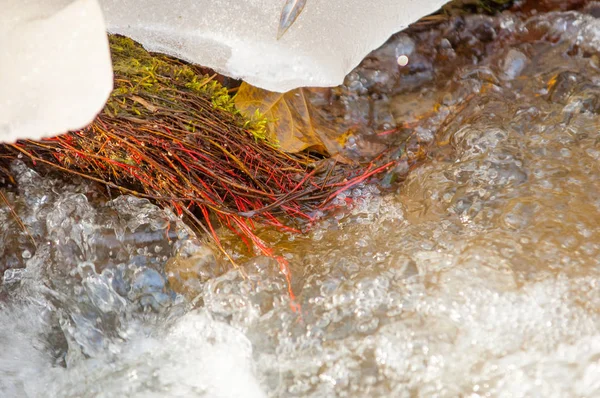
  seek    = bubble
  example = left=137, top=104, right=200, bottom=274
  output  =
left=397, top=55, right=409, bottom=67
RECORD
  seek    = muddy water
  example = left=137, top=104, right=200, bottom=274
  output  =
left=2, top=5, right=600, bottom=398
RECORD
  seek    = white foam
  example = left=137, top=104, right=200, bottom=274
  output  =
left=48, top=310, right=267, bottom=398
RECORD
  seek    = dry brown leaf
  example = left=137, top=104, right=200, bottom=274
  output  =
left=234, top=83, right=345, bottom=155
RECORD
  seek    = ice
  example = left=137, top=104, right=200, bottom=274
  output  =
left=0, top=0, right=113, bottom=143
left=1, top=0, right=446, bottom=142
left=1, top=0, right=446, bottom=143
left=99, top=0, right=448, bottom=92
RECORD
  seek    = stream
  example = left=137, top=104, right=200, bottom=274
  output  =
left=1, top=3, right=600, bottom=397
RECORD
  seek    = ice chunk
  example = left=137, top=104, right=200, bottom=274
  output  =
left=99, top=0, right=448, bottom=92
left=0, top=0, right=113, bottom=143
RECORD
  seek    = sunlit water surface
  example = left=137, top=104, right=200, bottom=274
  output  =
left=2, top=6, right=600, bottom=398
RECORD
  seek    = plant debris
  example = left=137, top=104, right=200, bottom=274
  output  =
left=235, top=85, right=346, bottom=155
left=0, top=36, right=399, bottom=308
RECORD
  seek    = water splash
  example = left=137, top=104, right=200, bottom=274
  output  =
left=2, top=4, right=600, bottom=397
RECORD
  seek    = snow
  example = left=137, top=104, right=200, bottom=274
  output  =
left=0, top=0, right=113, bottom=143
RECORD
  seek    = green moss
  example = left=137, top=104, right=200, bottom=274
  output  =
left=443, top=0, right=513, bottom=15
left=107, top=35, right=269, bottom=142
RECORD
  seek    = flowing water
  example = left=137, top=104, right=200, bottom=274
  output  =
left=2, top=4, right=600, bottom=397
